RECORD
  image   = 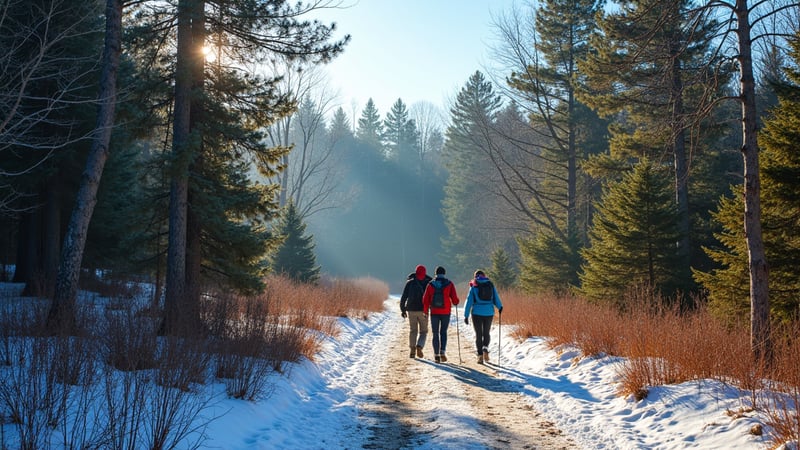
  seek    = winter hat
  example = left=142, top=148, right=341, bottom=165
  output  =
left=415, top=265, right=427, bottom=280
left=474, top=269, right=486, bottom=279
left=435, top=266, right=446, bottom=275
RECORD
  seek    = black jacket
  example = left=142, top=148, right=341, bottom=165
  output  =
left=400, top=273, right=432, bottom=312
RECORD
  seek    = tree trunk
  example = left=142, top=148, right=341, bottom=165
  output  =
left=735, top=0, right=771, bottom=363
left=183, top=0, right=206, bottom=335
left=670, top=58, right=691, bottom=266
left=47, top=0, right=123, bottom=333
left=163, top=0, right=194, bottom=336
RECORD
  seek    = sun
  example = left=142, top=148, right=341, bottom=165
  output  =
left=201, top=45, right=216, bottom=63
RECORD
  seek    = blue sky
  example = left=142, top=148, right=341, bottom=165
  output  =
left=312, top=0, right=513, bottom=117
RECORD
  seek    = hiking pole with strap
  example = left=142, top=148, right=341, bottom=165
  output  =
left=454, top=304, right=462, bottom=364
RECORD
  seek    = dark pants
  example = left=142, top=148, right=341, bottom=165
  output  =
left=471, top=314, right=493, bottom=355
left=430, top=314, right=451, bottom=355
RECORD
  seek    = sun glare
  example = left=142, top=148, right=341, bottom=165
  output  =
left=202, top=45, right=216, bottom=63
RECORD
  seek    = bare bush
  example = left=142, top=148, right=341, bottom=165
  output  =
left=96, top=361, right=214, bottom=450
left=102, top=306, right=158, bottom=371
left=206, top=293, right=295, bottom=400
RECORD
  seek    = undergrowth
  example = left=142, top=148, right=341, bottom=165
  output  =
left=0, top=273, right=389, bottom=449
left=500, top=287, right=799, bottom=448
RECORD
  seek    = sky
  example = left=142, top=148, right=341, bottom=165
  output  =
left=310, top=0, right=515, bottom=117
left=4, top=282, right=789, bottom=449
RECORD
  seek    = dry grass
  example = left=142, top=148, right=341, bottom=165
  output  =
left=500, top=286, right=799, bottom=446
left=763, top=322, right=800, bottom=447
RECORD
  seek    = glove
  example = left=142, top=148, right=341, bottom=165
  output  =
left=498, top=307, right=503, bottom=314
left=464, top=317, right=469, bottom=325
left=401, top=311, right=407, bottom=318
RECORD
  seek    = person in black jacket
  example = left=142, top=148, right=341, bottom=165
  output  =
left=400, top=265, right=432, bottom=358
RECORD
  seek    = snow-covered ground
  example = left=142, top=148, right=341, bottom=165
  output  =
left=202, top=296, right=778, bottom=449
left=0, top=288, right=789, bottom=449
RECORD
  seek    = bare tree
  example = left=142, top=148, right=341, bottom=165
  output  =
left=0, top=0, right=101, bottom=212
left=46, top=0, right=124, bottom=332
left=483, top=1, right=601, bottom=251
left=409, top=100, right=445, bottom=166
left=263, top=60, right=348, bottom=218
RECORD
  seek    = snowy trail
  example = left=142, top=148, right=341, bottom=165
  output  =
left=219, top=298, right=573, bottom=449
left=205, top=296, right=770, bottom=449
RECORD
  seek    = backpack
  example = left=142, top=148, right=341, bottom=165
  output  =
left=431, top=281, right=449, bottom=308
left=477, top=281, right=494, bottom=301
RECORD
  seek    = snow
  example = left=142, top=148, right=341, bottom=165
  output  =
left=200, top=296, right=775, bottom=449
left=1, top=291, right=788, bottom=449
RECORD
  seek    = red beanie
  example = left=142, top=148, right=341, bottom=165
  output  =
left=415, top=265, right=427, bottom=280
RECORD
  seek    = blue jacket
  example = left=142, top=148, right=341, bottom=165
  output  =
left=464, top=278, right=502, bottom=318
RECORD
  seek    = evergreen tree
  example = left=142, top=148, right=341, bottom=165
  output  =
left=489, top=248, right=517, bottom=289
left=519, top=229, right=581, bottom=294
left=441, top=71, right=503, bottom=279
left=696, top=35, right=800, bottom=324
left=383, top=98, right=419, bottom=162
left=579, top=160, right=687, bottom=306
left=578, top=0, right=725, bottom=295
left=356, top=98, right=384, bottom=150
left=270, top=202, right=320, bottom=284
left=121, top=0, right=347, bottom=335
left=329, top=107, right=353, bottom=143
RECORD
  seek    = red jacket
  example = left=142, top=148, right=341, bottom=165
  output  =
left=422, top=276, right=460, bottom=315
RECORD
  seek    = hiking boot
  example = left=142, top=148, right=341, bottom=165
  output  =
left=440, top=354, right=447, bottom=362
left=477, top=354, right=484, bottom=364
left=435, top=355, right=441, bottom=363
left=416, top=345, right=424, bottom=358
left=410, top=350, right=416, bottom=358
left=483, top=350, right=490, bottom=362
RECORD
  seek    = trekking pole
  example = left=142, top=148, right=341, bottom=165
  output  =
left=498, top=309, right=502, bottom=365
left=455, top=304, right=462, bottom=364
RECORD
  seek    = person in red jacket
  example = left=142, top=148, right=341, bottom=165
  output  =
left=422, top=266, right=460, bottom=363
left=399, top=264, right=432, bottom=358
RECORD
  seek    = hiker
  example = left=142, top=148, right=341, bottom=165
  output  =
left=464, top=269, right=503, bottom=364
left=422, top=266, right=460, bottom=363
left=400, top=264, right=432, bottom=358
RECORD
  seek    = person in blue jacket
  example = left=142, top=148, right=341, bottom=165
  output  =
left=464, top=269, right=503, bottom=364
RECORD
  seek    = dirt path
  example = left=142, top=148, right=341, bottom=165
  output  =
left=356, top=315, right=576, bottom=449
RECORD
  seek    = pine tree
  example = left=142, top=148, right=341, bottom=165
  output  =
left=489, top=248, right=517, bottom=290
left=578, top=0, right=725, bottom=295
left=356, top=98, right=384, bottom=150
left=579, top=160, right=687, bottom=306
left=696, top=35, right=800, bottom=324
left=441, top=71, right=503, bottom=279
left=270, top=202, right=320, bottom=284
left=519, top=229, right=581, bottom=294
left=383, top=98, right=419, bottom=162
left=121, top=0, right=347, bottom=335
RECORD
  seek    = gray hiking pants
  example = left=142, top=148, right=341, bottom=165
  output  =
left=407, top=310, right=428, bottom=349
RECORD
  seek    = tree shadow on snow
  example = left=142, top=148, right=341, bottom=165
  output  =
left=422, top=358, right=599, bottom=403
